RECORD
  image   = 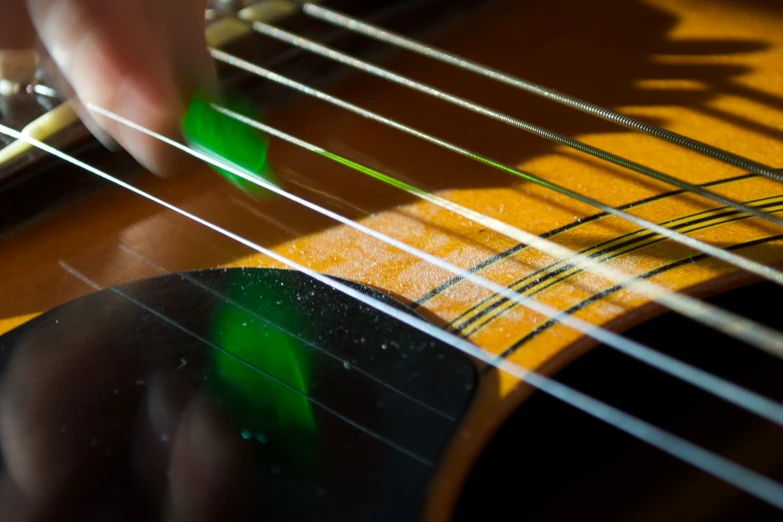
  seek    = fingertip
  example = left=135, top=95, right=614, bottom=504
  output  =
left=69, top=98, right=120, bottom=152
left=84, top=75, right=203, bottom=178
left=119, top=131, right=206, bottom=180
left=146, top=142, right=207, bottom=180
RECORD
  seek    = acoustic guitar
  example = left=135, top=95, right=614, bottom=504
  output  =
left=1, top=0, right=783, bottom=520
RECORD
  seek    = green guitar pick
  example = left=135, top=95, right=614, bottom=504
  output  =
left=182, top=91, right=279, bottom=196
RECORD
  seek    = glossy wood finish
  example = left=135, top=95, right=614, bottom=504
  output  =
left=2, top=0, right=783, bottom=519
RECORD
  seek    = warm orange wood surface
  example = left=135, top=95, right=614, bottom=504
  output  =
left=2, top=0, right=783, bottom=520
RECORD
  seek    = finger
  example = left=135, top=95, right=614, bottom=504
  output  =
left=159, top=0, right=217, bottom=98
left=26, top=0, right=212, bottom=177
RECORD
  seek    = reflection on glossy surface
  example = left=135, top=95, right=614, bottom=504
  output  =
left=0, top=268, right=476, bottom=521
left=208, top=268, right=318, bottom=476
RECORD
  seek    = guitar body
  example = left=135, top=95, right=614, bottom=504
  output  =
left=1, top=0, right=783, bottom=520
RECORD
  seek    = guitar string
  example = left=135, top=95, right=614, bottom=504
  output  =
left=25, top=107, right=783, bottom=432
left=215, top=102, right=783, bottom=362
left=23, top=42, right=783, bottom=302
left=10, top=50, right=783, bottom=502
left=2, top=125, right=782, bottom=509
left=115, top=242, right=458, bottom=421
left=212, top=32, right=783, bottom=289
left=248, top=21, right=783, bottom=230
left=299, top=1, right=783, bottom=184
left=57, top=260, right=436, bottom=466
left=3, top=0, right=780, bottom=508
left=208, top=51, right=783, bottom=361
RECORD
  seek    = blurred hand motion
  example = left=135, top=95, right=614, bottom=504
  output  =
left=0, top=0, right=215, bottom=177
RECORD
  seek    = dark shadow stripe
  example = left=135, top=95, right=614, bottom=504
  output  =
left=485, top=233, right=783, bottom=367
left=451, top=199, right=783, bottom=334
left=412, top=173, right=759, bottom=308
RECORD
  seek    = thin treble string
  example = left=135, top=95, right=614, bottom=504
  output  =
left=211, top=102, right=783, bottom=363
left=207, top=51, right=783, bottom=361
left=56, top=261, right=435, bottom=465
left=248, top=22, right=783, bottom=230
left=214, top=31, right=783, bottom=290
left=209, top=52, right=783, bottom=292
left=3, top=126, right=783, bottom=510
left=299, top=1, right=783, bottom=184
left=115, top=243, right=457, bottom=420
left=49, top=109, right=783, bottom=431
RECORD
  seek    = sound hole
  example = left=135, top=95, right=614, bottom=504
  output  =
left=456, top=281, right=783, bottom=521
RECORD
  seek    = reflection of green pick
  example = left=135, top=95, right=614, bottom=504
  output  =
left=182, top=91, right=279, bottom=196
left=207, top=271, right=318, bottom=471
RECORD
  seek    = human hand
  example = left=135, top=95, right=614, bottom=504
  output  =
left=1, top=0, right=215, bottom=177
